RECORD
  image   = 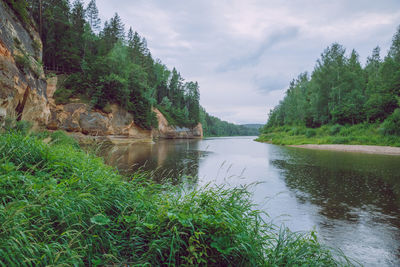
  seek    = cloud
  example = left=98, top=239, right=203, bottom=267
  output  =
left=216, top=27, right=300, bottom=72
left=254, top=75, right=289, bottom=94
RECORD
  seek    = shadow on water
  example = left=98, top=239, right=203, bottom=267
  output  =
left=97, top=139, right=209, bottom=185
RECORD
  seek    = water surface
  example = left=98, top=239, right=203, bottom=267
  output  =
left=100, top=136, right=400, bottom=266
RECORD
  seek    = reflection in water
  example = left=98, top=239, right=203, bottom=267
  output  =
left=98, top=139, right=207, bottom=185
left=95, top=137, right=400, bottom=266
left=271, top=148, right=400, bottom=266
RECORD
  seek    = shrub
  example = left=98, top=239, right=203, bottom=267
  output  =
left=102, top=103, right=113, bottom=114
left=290, top=127, right=299, bottom=136
left=14, top=53, right=30, bottom=72
left=305, top=129, right=316, bottom=138
left=2, top=118, right=32, bottom=135
left=380, top=109, right=400, bottom=136
left=49, top=130, right=80, bottom=148
left=329, top=124, right=342, bottom=135
left=54, top=87, right=73, bottom=105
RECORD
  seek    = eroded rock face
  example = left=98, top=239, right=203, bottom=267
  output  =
left=0, top=1, right=49, bottom=129
left=0, top=2, right=203, bottom=140
left=47, top=102, right=153, bottom=139
left=46, top=77, right=202, bottom=139
left=153, top=109, right=203, bottom=139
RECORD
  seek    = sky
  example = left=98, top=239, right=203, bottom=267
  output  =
left=83, top=0, right=400, bottom=124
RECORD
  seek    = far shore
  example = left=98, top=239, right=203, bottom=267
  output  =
left=288, top=144, right=400, bottom=156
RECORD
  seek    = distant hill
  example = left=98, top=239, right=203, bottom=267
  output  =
left=238, top=124, right=262, bottom=135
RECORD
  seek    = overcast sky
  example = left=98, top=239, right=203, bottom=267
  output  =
left=83, top=0, right=400, bottom=124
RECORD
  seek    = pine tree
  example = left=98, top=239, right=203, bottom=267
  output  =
left=100, top=13, right=124, bottom=54
left=85, top=0, right=101, bottom=31
left=70, top=0, right=86, bottom=71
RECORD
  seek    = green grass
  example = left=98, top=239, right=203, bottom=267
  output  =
left=0, top=131, right=351, bottom=266
left=256, top=123, right=400, bottom=147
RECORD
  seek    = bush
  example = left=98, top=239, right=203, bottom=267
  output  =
left=14, top=53, right=30, bottom=72
left=2, top=118, right=32, bottom=135
left=102, top=103, right=113, bottom=114
left=305, top=129, right=316, bottom=138
left=329, top=124, right=342, bottom=135
left=49, top=130, right=80, bottom=148
left=290, top=127, right=299, bottom=136
left=54, top=87, right=73, bottom=105
left=380, top=109, right=400, bottom=136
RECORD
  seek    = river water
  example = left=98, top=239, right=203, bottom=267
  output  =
left=99, top=136, right=400, bottom=266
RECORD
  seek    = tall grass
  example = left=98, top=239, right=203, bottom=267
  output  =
left=0, top=131, right=351, bottom=266
left=257, top=123, right=400, bottom=147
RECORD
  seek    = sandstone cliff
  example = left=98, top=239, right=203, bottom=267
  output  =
left=0, top=3, right=202, bottom=141
left=46, top=77, right=202, bottom=141
left=46, top=78, right=152, bottom=140
left=153, top=109, right=203, bottom=139
left=0, top=1, right=49, bottom=129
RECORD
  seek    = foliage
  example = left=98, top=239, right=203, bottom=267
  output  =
left=4, top=0, right=31, bottom=27
left=1, top=118, right=32, bottom=135
left=32, top=39, right=41, bottom=58
left=14, top=53, right=30, bottom=72
left=53, top=87, right=74, bottom=105
left=200, top=108, right=260, bottom=136
left=262, top=26, right=400, bottom=142
left=20, top=0, right=201, bottom=130
left=305, top=129, right=316, bottom=138
left=380, top=108, right=400, bottom=136
left=257, top=124, right=400, bottom=147
left=0, top=132, right=349, bottom=266
left=48, top=130, right=80, bottom=148
left=329, top=124, right=343, bottom=135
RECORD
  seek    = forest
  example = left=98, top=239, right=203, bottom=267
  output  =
left=262, top=26, right=400, bottom=138
left=4, top=0, right=256, bottom=135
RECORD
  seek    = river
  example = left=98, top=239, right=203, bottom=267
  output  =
left=99, top=136, right=400, bottom=266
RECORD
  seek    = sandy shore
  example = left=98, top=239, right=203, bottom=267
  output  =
left=288, top=144, right=400, bottom=156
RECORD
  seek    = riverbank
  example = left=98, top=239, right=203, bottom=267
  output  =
left=0, top=129, right=350, bottom=266
left=256, top=124, right=400, bottom=148
left=289, top=144, right=400, bottom=155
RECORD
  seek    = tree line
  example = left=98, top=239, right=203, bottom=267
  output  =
left=200, top=108, right=260, bottom=136
left=5, top=0, right=259, bottom=135
left=263, top=26, right=400, bottom=136
left=5, top=0, right=199, bottom=129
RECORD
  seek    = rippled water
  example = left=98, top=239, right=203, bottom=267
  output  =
left=99, top=136, right=400, bottom=266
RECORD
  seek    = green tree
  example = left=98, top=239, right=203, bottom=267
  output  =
left=85, top=0, right=101, bottom=31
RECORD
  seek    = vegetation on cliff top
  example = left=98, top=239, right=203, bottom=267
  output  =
left=260, top=26, right=400, bottom=145
left=11, top=0, right=199, bottom=130
left=5, top=0, right=253, bottom=135
left=0, top=125, right=350, bottom=265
